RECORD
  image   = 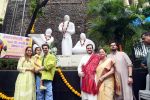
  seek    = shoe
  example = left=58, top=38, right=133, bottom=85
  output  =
left=40, top=85, right=47, bottom=90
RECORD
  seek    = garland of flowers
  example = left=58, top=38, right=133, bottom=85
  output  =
left=0, top=68, right=81, bottom=99
left=62, top=21, right=70, bottom=38
left=0, top=92, right=14, bottom=100
left=57, top=68, right=81, bottom=97
left=80, top=39, right=86, bottom=47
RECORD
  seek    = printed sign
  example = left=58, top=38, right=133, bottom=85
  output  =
left=0, top=33, right=32, bottom=58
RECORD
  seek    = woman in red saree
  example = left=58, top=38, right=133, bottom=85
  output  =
left=96, top=48, right=121, bottom=100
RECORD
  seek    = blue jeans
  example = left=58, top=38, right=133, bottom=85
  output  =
left=36, top=75, right=53, bottom=100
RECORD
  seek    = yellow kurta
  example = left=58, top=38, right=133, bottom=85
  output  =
left=14, top=57, right=36, bottom=100
left=33, top=54, right=42, bottom=70
left=96, top=58, right=114, bottom=100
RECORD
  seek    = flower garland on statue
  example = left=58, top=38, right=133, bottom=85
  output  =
left=57, top=68, right=81, bottom=97
left=62, top=21, right=69, bottom=38
left=0, top=92, right=14, bottom=100
left=80, top=39, right=86, bottom=47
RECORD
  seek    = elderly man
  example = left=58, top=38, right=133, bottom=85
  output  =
left=72, top=33, right=95, bottom=54
left=58, top=15, right=75, bottom=56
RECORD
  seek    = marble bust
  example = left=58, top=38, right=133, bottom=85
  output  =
left=58, top=15, right=75, bottom=56
left=72, top=33, right=95, bottom=54
left=40, top=28, right=54, bottom=47
left=31, top=28, right=54, bottom=51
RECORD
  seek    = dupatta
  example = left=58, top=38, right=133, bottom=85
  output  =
left=82, top=54, right=100, bottom=95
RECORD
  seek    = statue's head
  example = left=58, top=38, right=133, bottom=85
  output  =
left=45, top=28, right=52, bottom=36
left=64, top=15, right=70, bottom=21
left=80, top=33, right=86, bottom=40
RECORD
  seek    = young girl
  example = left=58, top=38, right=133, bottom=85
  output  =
left=34, top=47, right=47, bottom=90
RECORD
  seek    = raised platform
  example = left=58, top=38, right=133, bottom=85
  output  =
left=57, top=55, right=84, bottom=67
left=0, top=68, right=148, bottom=100
left=0, top=70, right=81, bottom=100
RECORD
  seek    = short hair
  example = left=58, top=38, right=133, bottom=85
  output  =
left=42, top=44, right=49, bottom=49
left=34, top=47, right=41, bottom=54
left=141, top=32, right=150, bottom=37
left=86, top=44, right=93, bottom=49
left=110, top=41, right=118, bottom=46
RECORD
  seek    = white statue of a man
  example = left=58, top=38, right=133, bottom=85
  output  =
left=32, top=28, right=54, bottom=51
left=72, top=33, right=95, bottom=54
left=40, top=28, right=54, bottom=46
left=58, top=15, right=75, bottom=56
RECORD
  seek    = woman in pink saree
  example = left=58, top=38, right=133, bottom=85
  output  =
left=96, top=48, right=121, bottom=100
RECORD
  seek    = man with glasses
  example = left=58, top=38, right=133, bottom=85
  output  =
left=78, top=44, right=100, bottom=100
left=35, top=43, right=56, bottom=100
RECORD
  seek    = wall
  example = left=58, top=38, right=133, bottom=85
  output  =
left=3, top=0, right=88, bottom=54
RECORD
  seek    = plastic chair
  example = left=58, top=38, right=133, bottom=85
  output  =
left=139, top=74, right=150, bottom=100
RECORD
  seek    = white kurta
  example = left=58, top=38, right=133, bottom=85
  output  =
left=61, top=33, right=73, bottom=55
left=58, top=21, right=75, bottom=56
left=72, top=39, right=95, bottom=54
left=78, top=54, right=97, bottom=100
left=108, top=51, right=133, bottom=100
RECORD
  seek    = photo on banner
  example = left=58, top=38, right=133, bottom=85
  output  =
left=0, top=33, right=32, bottom=58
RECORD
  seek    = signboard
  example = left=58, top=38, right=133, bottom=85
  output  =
left=0, top=33, right=32, bottom=58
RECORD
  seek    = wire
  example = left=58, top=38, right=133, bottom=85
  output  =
left=9, top=0, right=18, bottom=34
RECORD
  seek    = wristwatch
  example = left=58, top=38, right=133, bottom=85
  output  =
left=128, top=75, right=132, bottom=78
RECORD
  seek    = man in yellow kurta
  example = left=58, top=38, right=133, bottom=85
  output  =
left=35, top=43, right=56, bottom=100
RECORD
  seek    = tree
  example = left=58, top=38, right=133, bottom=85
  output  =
left=87, top=0, right=150, bottom=54
left=25, top=0, right=49, bottom=36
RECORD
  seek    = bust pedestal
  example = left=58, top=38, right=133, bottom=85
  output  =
left=57, top=55, right=85, bottom=67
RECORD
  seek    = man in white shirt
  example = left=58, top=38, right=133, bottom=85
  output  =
left=78, top=44, right=100, bottom=100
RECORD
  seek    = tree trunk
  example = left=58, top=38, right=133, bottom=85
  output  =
left=25, top=0, right=49, bottom=37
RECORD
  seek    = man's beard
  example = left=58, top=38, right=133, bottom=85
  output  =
left=111, top=49, right=117, bottom=52
left=87, top=50, right=93, bottom=54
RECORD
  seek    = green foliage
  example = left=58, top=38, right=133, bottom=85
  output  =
left=29, top=0, right=44, bottom=16
left=0, top=59, right=18, bottom=70
left=87, top=0, right=150, bottom=55
left=142, top=6, right=150, bottom=17
left=0, top=18, right=3, bottom=23
left=0, top=18, right=3, bottom=21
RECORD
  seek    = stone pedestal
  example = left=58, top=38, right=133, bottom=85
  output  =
left=28, top=34, right=43, bottom=43
left=57, top=55, right=85, bottom=67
